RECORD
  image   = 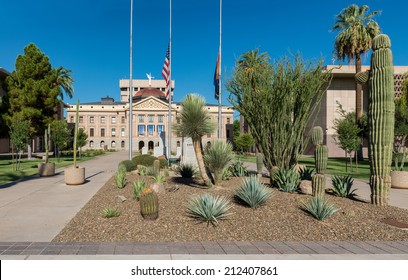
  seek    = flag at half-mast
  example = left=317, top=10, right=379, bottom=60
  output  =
left=162, top=43, right=171, bottom=101
left=214, top=52, right=220, bottom=100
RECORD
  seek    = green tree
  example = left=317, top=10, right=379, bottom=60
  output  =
left=235, top=133, right=254, bottom=153
left=332, top=4, right=380, bottom=121
left=173, top=94, right=217, bottom=186
left=77, top=128, right=88, bottom=158
left=51, top=119, right=69, bottom=162
left=9, top=115, right=32, bottom=170
left=227, top=51, right=331, bottom=180
left=333, top=103, right=362, bottom=172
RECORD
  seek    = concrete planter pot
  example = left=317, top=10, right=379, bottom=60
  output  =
left=38, top=162, right=55, bottom=177
left=391, top=171, right=408, bottom=189
left=64, top=166, right=85, bottom=185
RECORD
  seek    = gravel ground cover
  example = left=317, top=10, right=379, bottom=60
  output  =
left=54, top=173, right=408, bottom=242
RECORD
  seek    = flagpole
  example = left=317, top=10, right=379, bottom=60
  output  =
left=167, top=0, right=172, bottom=160
left=218, top=0, right=222, bottom=139
left=129, top=0, right=133, bottom=160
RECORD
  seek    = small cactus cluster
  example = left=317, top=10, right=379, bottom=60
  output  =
left=139, top=187, right=159, bottom=220
left=311, top=126, right=328, bottom=196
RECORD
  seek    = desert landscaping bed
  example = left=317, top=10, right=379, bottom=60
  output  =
left=54, top=173, right=408, bottom=242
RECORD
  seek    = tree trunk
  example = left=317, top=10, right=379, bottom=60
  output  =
left=193, top=138, right=211, bottom=186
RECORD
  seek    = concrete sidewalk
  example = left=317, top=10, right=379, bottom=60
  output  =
left=0, top=150, right=127, bottom=242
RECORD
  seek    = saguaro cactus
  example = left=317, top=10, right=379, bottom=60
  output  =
left=311, top=126, right=328, bottom=196
left=355, top=34, right=395, bottom=205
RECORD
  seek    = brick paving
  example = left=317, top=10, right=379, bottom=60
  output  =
left=1, top=241, right=408, bottom=256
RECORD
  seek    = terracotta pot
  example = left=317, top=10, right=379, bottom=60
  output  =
left=64, top=166, right=86, bottom=185
left=391, top=171, right=408, bottom=189
left=38, top=162, right=55, bottom=177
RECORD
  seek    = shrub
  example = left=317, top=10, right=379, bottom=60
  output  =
left=133, top=179, right=146, bottom=200
left=118, top=160, right=136, bottom=172
left=177, top=163, right=197, bottom=178
left=330, top=175, right=355, bottom=197
left=101, top=207, right=120, bottom=218
left=301, top=196, right=338, bottom=221
left=222, top=168, right=232, bottom=180
left=203, top=141, right=235, bottom=184
left=235, top=176, right=273, bottom=208
left=273, top=168, right=300, bottom=192
left=298, top=167, right=314, bottom=180
left=146, top=166, right=155, bottom=176
left=115, top=168, right=127, bottom=189
left=132, top=154, right=157, bottom=167
left=186, top=193, right=232, bottom=226
left=228, top=159, right=249, bottom=177
left=159, top=158, right=169, bottom=169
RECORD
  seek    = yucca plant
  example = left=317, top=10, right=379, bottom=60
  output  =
left=301, top=196, right=338, bottom=221
left=133, top=179, right=146, bottom=200
left=235, top=176, right=273, bottom=208
left=272, top=168, right=300, bottom=193
left=177, top=163, right=197, bottom=178
left=203, top=140, right=235, bottom=185
left=115, top=168, right=127, bottom=189
left=186, top=193, right=232, bottom=226
left=298, top=167, right=314, bottom=181
left=138, top=165, right=147, bottom=176
left=228, top=159, right=249, bottom=177
left=330, top=175, right=356, bottom=197
left=151, top=173, right=166, bottom=185
left=101, top=207, right=120, bottom=218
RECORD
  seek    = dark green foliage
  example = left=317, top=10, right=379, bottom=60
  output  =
left=177, top=163, right=197, bottom=178
left=132, top=154, right=157, bottom=167
left=234, top=133, right=254, bottom=153
left=298, top=167, right=314, bottom=180
left=8, top=116, right=32, bottom=170
left=50, top=120, right=69, bottom=162
left=228, top=159, right=249, bottom=177
left=76, top=128, right=88, bottom=158
left=330, top=175, right=356, bottom=197
left=272, top=168, right=300, bottom=193
left=301, top=196, right=338, bottom=221
left=235, top=176, right=273, bottom=208
left=140, top=187, right=159, bottom=220
left=119, top=160, right=136, bottom=172
left=159, top=158, right=168, bottom=169
left=186, top=193, right=232, bottom=226
left=393, top=82, right=408, bottom=171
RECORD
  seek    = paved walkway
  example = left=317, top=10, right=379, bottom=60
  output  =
left=0, top=155, right=407, bottom=260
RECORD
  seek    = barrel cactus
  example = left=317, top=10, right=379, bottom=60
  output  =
left=355, top=34, right=395, bottom=206
left=139, top=187, right=159, bottom=220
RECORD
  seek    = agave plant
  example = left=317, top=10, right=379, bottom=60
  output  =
left=330, top=175, right=356, bottom=197
left=133, top=179, right=146, bottom=200
left=151, top=173, right=166, bottom=184
left=115, top=168, right=127, bottom=189
left=203, top=141, right=235, bottom=185
left=235, top=176, right=273, bottom=208
left=298, top=167, right=314, bottom=181
left=138, top=165, right=147, bottom=176
left=177, top=163, right=197, bottom=178
left=101, top=207, right=120, bottom=218
left=272, top=168, right=300, bottom=193
left=301, top=196, right=338, bottom=221
left=186, top=193, right=232, bottom=226
left=228, top=159, right=249, bottom=177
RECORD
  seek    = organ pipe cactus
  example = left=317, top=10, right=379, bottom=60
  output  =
left=311, top=126, right=328, bottom=196
left=355, top=34, right=395, bottom=205
left=140, top=187, right=159, bottom=220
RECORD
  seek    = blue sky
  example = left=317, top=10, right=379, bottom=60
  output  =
left=1, top=0, right=407, bottom=108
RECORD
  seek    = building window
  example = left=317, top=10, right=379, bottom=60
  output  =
left=70, top=116, right=74, bottom=123
left=100, top=116, right=105, bottom=124
left=121, top=141, right=125, bottom=148
left=157, top=125, right=164, bottom=135
left=148, top=115, right=154, bottom=123
left=138, top=125, right=145, bottom=136
left=100, top=141, right=105, bottom=148
left=121, top=116, right=125, bottom=124
left=177, top=141, right=181, bottom=147
left=101, top=128, right=105, bottom=137
left=90, top=128, right=94, bottom=137
left=111, top=128, right=116, bottom=137
left=227, top=118, right=230, bottom=124
left=79, top=116, right=83, bottom=123
left=112, top=116, right=116, bottom=124
left=121, top=127, right=125, bottom=137
left=158, top=115, right=164, bottom=123
left=147, top=125, right=154, bottom=136
left=89, top=140, right=94, bottom=148
left=138, top=115, right=145, bottom=123
left=111, top=141, right=116, bottom=148
left=90, top=116, right=94, bottom=123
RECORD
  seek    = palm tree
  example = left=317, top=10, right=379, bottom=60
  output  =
left=54, top=66, right=74, bottom=100
left=173, top=94, right=217, bottom=186
left=332, top=4, right=380, bottom=121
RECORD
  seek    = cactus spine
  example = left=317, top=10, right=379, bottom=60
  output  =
left=311, top=126, right=328, bottom=196
left=140, top=187, right=159, bottom=220
left=153, top=159, right=160, bottom=177
left=362, top=34, right=395, bottom=205
left=44, top=124, right=51, bottom=163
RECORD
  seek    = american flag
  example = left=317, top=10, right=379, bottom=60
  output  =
left=162, top=44, right=171, bottom=101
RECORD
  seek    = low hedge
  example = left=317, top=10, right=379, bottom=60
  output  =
left=118, top=160, right=136, bottom=171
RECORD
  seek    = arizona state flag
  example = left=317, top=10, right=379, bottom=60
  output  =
left=214, top=52, right=220, bottom=100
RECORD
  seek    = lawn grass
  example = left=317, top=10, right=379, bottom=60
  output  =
left=0, top=154, right=104, bottom=185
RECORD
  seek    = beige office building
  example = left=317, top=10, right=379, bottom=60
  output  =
left=66, top=79, right=234, bottom=156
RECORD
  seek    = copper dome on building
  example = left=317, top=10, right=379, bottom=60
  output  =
left=133, top=87, right=167, bottom=102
